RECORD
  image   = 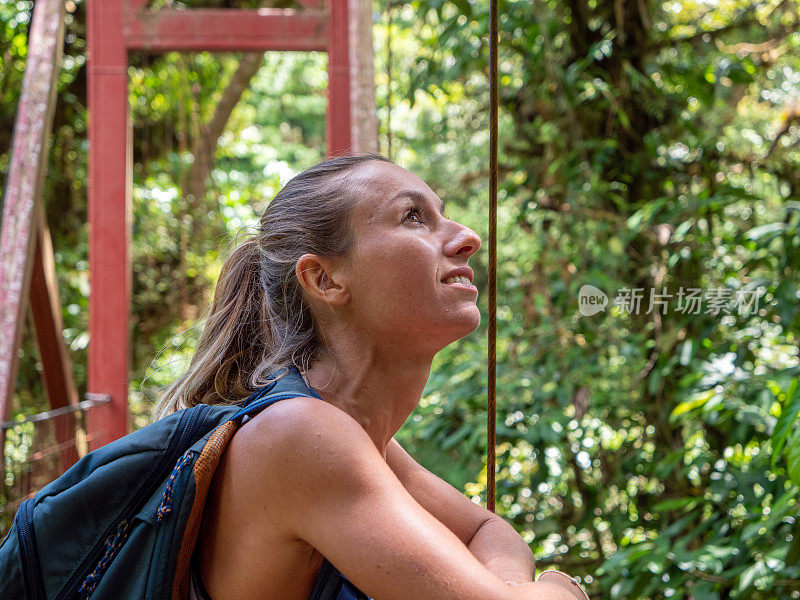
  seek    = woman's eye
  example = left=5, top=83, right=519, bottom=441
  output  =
left=405, top=206, right=424, bottom=223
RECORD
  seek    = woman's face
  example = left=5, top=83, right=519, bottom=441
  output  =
left=338, top=160, right=482, bottom=354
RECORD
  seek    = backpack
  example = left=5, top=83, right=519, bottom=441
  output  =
left=0, top=365, right=369, bottom=600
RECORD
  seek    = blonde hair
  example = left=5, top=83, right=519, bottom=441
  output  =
left=153, top=153, right=391, bottom=420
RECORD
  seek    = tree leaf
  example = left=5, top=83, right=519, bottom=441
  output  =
left=787, top=429, right=800, bottom=486
left=771, top=377, right=800, bottom=469
left=671, top=388, right=715, bottom=420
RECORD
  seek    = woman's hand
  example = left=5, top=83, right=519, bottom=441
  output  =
left=506, top=573, right=590, bottom=600
left=505, top=581, right=584, bottom=600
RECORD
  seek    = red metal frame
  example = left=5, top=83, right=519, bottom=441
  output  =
left=0, top=0, right=65, bottom=420
left=124, top=8, right=328, bottom=52
left=0, top=0, right=75, bottom=472
left=29, top=204, right=81, bottom=469
left=87, top=0, right=353, bottom=448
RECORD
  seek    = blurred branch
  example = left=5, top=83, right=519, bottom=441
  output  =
left=717, top=32, right=795, bottom=65
left=765, top=104, right=800, bottom=158
left=633, top=261, right=666, bottom=385
left=646, top=0, right=772, bottom=51
left=186, top=51, right=263, bottom=207
left=565, top=0, right=603, bottom=57
left=567, top=448, right=607, bottom=563
left=458, top=165, right=515, bottom=187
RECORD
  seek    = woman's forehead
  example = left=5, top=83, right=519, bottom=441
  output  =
left=352, top=160, right=422, bottom=192
left=349, top=162, right=436, bottom=217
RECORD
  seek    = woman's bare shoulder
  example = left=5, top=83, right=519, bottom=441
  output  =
left=223, top=395, right=380, bottom=493
left=207, top=396, right=561, bottom=600
left=231, top=395, right=371, bottom=456
left=244, top=394, right=361, bottom=430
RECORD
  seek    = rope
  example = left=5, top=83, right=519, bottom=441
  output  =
left=487, top=0, right=499, bottom=513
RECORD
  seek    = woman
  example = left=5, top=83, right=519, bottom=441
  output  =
left=155, top=154, right=589, bottom=600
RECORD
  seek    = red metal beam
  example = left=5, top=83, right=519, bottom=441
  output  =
left=29, top=205, right=80, bottom=413
left=0, top=0, right=65, bottom=421
left=87, top=0, right=131, bottom=448
left=327, top=0, right=353, bottom=156
left=29, top=205, right=81, bottom=469
left=124, top=9, right=328, bottom=52
left=125, top=0, right=148, bottom=12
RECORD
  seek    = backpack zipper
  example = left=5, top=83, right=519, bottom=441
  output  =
left=54, top=404, right=211, bottom=600
left=16, top=499, right=46, bottom=600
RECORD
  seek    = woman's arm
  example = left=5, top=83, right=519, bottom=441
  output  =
left=226, top=397, right=576, bottom=600
left=468, top=515, right=536, bottom=585
left=385, top=437, right=535, bottom=584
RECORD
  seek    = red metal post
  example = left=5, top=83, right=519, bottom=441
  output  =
left=327, top=0, right=353, bottom=157
left=87, top=0, right=131, bottom=448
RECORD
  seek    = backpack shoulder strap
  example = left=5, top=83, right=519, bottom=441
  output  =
left=233, top=365, right=322, bottom=422
left=171, top=364, right=321, bottom=600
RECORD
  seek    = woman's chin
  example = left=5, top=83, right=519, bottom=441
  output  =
left=463, top=306, right=482, bottom=332
left=386, top=307, right=481, bottom=352
left=441, top=308, right=482, bottom=341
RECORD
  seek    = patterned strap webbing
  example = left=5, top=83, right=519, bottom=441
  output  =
left=171, top=420, right=238, bottom=600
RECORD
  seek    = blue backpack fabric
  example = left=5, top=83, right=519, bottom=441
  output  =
left=0, top=365, right=371, bottom=600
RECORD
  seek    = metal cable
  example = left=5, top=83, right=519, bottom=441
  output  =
left=487, top=0, right=499, bottom=513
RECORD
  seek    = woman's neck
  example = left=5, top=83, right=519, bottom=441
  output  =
left=303, top=345, right=434, bottom=456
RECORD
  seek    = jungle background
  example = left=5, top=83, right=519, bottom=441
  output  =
left=2, top=0, right=800, bottom=598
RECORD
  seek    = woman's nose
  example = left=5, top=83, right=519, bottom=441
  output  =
left=445, top=222, right=481, bottom=258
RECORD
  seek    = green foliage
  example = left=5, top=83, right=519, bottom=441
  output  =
left=387, top=0, right=800, bottom=597
left=2, top=0, right=800, bottom=597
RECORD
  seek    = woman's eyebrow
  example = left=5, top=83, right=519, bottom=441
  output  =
left=389, top=189, right=446, bottom=215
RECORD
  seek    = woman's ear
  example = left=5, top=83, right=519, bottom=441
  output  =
left=295, top=253, right=350, bottom=306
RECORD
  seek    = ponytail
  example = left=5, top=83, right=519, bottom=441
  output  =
left=153, top=153, right=390, bottom=419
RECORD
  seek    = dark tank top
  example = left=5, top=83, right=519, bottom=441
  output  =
left=189, top=556, right=370, bottom=600
left=192, top=365, right=373, bottom=600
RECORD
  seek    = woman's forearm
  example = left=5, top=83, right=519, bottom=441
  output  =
left=467, top=515, right=536, bottom=584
